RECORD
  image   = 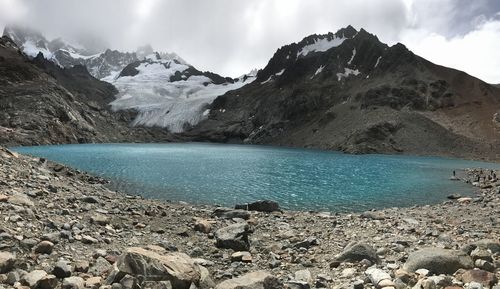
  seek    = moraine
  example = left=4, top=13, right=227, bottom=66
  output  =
left=12, top=143, right=500, bottom=212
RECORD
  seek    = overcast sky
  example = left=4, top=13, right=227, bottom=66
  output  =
left=1, top=0, right=499, bottom=83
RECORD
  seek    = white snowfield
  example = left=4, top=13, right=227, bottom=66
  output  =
left=109, top=59, right=255, bottom=132
left=297, top=36, right=347, bottom=58
left=336, top=67, right=361, bottom=81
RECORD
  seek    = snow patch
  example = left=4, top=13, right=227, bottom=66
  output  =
left=375, top=56, right=382, bottom=68
left=311, top=65, right=325, bottom=79
left=348, top=48, right=356, bottom=65
left=275, top=68, right=285, bottom=76
left=260, top=75, right=273, bottom=84
left=336, top=68, right=361, bottom=81
left=297, top=36, right=347, bottom=58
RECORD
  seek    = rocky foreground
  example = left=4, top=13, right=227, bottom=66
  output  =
left=0, top=147, right=499, bottom=289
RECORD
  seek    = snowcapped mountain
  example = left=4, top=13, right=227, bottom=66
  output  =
left=108, top=53, right=256, bottom=132
left=2, top=25, right=187, bottom=80
left=186, top=25, right=500, bottom=160
left=3, top=25, right=254, bottom=132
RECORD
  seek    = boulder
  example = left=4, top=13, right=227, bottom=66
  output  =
left=193, top=219, right=214, bottom=234
left=34, top=241, right=54, bottom=254
left=215, top=271, right=281, bottom=289
left=235, top=200, right=280, bottom=212
left=459, top=269, right=497, bottom=288
left=365, top=268, right=391, bottom=287
left=38, top=274, right=58, bottom=289
left=403, top=248, right=473, bottom=274
left=473, top=239, right=500, bottom=254
left=335, top=242, right=379, bottom=263
left=0, top=252, right=15, bottom=273
left=106, top=247, right=200, bottom=289
left=22, top=270, right=48, bottom=288
left=7, top=193, right=34, bottom=206
left=212, top=208, right=250, bottom=220
left=215, top=222, right=252, bottom=251
left=88, top=257, right=112, bottom=276
left=62, top=276, right=84, bottom=289
left=52, top=260, right=73, bottom=278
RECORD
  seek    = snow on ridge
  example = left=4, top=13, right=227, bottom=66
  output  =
left=109, top=59, right=253, bottom=133
left=22, top=40, right=53, bottom=60
left=275, top=68, right=285, bottom=76
left=297, top=36, right=347, bottom=58
left=336, top=68, right=360, bottom=81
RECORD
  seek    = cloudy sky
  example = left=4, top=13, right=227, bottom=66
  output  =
left=1, top=0, right=499, bottom=83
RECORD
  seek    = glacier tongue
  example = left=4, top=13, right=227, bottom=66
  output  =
left=109, top=60, right=253, bottom=132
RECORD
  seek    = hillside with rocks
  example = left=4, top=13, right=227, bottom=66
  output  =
left=185, top=26, right=500, bottom=161
left=0, top=146, right=499, bottom=289
left=0, top=36, right=173, bottom=146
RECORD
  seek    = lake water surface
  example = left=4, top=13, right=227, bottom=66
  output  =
left=12, top=143, right=500, bottom=212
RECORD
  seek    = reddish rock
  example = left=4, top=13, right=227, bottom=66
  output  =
left=459, top=269, right=497, bottom=287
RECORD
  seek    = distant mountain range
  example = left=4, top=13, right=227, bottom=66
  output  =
left=3, top=25, right=256, bottom=132
left=1, top=25, right=499, bottom=160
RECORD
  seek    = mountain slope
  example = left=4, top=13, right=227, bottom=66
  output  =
left=0, top=36, right=172, bottom=146
left=185, top=26, right=500, bottom=160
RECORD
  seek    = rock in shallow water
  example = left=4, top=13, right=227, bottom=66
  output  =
left=234, top=200, right=280, bottom=212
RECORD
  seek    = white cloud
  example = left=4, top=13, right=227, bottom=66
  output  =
left=401, top=17, right=500, bottom=83
left=1, top=0, right=499, bottom=83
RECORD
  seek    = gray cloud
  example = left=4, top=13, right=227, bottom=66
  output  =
left=1, top=0, right=499, bottom=82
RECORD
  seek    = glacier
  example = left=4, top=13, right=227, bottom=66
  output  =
left=109, top=57, right=255, bottom=132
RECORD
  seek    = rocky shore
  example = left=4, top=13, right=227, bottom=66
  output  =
left=0, top=146, right=499, bottom=289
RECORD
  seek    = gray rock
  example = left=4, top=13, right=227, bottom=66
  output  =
left=365, top=268, right=391, bottom=287
left=234, top=200, right=280, bottom=212
left=473, top=239, right=500, bottom=254
left=403, top=248, right=473, bottom=274
left=108, top=247, right=201, bottom=289
left=335, top=242, right=379, bottom=263
left=88, top=257, right=112, bottom=276
left=198, top=265, right=215, bottom=289
left=215, top=222, right=252, bottom=251
left=22, top=270, right=48, bottom=288
left=215, top=271, right=281, bottom=289
left=62, top=276, right=84, bottom=289
left=81, top=196, right=99, bottom=203
left=212, top=208, right=250, bottom=220
left=0, top=251, right=15, bottom=273
left=34, top=241, right=54, bottom=254
left=38, top=274, right=58, bottom=289
left=119, top=274, right=137, bottom=289
left=294, top=269, right=312, bottom=284
left=53, top=260, right=73, bottom=278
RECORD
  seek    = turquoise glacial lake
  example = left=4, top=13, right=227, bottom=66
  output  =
left=12, top=143, right=500, bottom=212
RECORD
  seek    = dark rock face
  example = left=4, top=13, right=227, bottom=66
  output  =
left=0, top=36, right=173, bottom=146
left=185, top=26, right=500, bottom=161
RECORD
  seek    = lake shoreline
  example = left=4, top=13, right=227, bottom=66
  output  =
left=0, top=146, right=499, bottom=289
